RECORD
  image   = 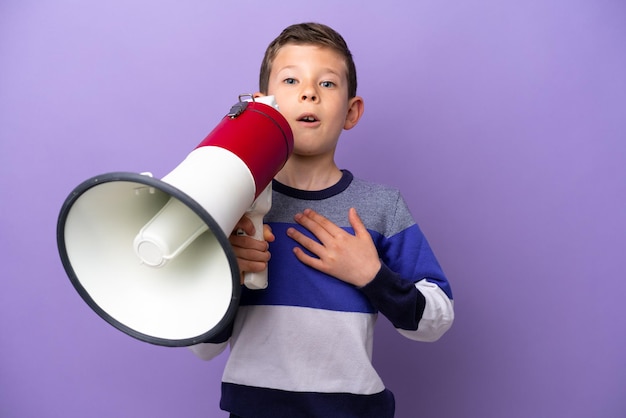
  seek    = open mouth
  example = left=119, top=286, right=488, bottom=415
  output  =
left=298, top=114, right=318, bottom=123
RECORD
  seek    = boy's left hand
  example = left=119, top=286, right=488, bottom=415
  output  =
left=286, top=208, right=381, bottom=287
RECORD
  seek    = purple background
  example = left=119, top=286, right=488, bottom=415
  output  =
left=1, top=1, right=625, bottom=417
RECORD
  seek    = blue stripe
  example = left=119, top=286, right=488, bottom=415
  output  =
left=239, top=223, right=376, bottom=313
left=240, top=222, right=453, bottom=310
left=379, top=224, right=454, bottom=299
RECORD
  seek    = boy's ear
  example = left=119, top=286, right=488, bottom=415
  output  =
left=253, top=92, right=266, bottom=99
left=344, top=96, right=364, bottom=130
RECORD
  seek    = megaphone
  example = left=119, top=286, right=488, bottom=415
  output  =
left=57, top=95, right=293, bottom=347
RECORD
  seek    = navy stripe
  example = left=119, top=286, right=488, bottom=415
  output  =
left=221, top=382, right=395, bottom=418
left=272, top=169, right=353, bottom=200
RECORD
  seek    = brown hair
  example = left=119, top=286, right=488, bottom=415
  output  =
left=259, top=22, right=358, bottom=98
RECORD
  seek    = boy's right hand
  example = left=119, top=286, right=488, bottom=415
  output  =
left=229, top=216, right=275, bottom=285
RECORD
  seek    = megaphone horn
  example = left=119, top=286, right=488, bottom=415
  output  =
left=57, top=95, right=293, bottom=347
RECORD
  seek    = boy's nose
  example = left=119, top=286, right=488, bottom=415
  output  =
left=299, top=83, right=319, bottom=102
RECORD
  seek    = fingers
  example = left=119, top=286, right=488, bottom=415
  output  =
left=286, top=207, right=380, bottom=286
left=291, top=245, right=325, bottom=271
left=291, top=208, right=366, bottom=241
left=229, top=231, right=268, bottom=251
left=348, top=207, right=369, bottom=238
left=229, top=216, right=272, bottom=276
left=287, top=208, right=347, bottom=271
left=263, top=224, right=275, bottom=243
left=293, top=209, right=340, bottom=240
left=232, top=217, right=274, bottom=243
left=286, top=226, right=324, bottom=256
left=229, top=209, right=374, bottom=286
left=233, top=215, right=256, bottom=237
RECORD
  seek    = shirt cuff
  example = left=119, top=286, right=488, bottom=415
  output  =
left=359, top=263, right=426, bottom=331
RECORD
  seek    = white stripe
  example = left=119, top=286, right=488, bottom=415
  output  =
left=222, top=305, right=385, bottom=395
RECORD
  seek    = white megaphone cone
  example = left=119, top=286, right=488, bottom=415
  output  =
left=57, top=95, right=293, bottom=347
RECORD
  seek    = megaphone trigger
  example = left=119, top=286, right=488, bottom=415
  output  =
left=242, top=184, right=273, bottom=290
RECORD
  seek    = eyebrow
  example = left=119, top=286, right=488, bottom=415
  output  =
left=275, top=65, right=344, bottom=78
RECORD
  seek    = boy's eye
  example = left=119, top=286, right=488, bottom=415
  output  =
left=320, top=81, right=335, bottom=88
left=284, top=78, right=297, bottom=85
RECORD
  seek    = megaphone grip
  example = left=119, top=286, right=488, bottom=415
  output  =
left=243, top=185, right=272, bottom=290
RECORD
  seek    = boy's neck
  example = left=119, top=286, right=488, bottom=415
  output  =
left=274, top=157, right=343, bottom=191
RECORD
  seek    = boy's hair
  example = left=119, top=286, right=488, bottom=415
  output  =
left=259, top=22, right=358, bottom=98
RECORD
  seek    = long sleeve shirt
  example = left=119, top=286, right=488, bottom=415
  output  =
left=190, top=170, right=454, bottom=417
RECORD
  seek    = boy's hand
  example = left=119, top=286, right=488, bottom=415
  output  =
left=229, top=216, right=275, bottom=285
left=287, top=208, right=381, bottom=287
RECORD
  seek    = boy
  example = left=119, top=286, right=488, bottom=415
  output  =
left=190, top=22, right=454, bottom=417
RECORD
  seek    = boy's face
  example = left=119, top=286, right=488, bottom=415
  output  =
left=262, top=44, right=362, bottom=159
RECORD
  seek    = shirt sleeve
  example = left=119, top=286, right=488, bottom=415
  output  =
left=359, top=263, right=454, bottom=342
left=188, top=341, right=229, bottom=361
left=361, top=189, right=454, bottom=342
left=187, top=320, right=233, bottom=360
left=359, top=263, right=425, bottom=330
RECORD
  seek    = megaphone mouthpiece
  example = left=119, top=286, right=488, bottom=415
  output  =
left=133, top=196, right=209, bottom=268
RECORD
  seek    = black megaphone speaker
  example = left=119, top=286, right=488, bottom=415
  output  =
left=56, top=95, right=293, bottom=347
